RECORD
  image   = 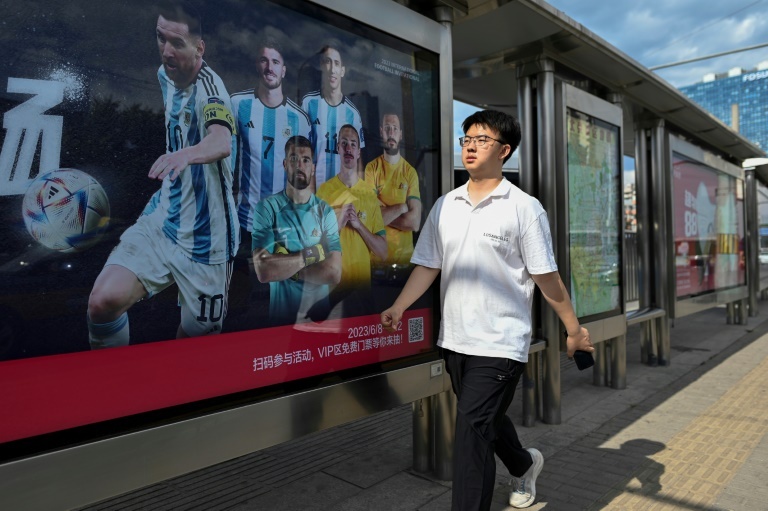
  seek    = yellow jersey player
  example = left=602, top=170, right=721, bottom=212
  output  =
left=364, top=112, right=421, bottom=266
left=317, top=125, right=385, bottom=301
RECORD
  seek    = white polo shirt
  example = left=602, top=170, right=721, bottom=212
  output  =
left=411, top=178, right=557, bottom=362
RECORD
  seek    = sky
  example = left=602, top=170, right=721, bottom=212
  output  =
left=455, top=0, right=768, bottom=173
left=545, top=0, right=768, bottom=88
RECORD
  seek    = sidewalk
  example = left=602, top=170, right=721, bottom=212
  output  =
left=79, top=304, right=768, bottom=511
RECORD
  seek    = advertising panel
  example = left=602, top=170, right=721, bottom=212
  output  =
left=672, top=153, right=745, bottom=298
left=566, top=108, right=622, bottom=320
left=0, top=0, right=439, bottom=444
left=758, top=181, right=768, bottom=283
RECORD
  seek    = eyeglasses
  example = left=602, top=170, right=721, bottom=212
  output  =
left=458, top=135, right=506, bottom=148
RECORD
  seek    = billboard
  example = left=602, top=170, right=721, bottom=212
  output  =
left=757, top=181, right=768, bottom=284
left=672, top=153, right=745, bottom=298
left=565, top=107, right=622, bottom=321
left=0, top=0, right=439, bottom=445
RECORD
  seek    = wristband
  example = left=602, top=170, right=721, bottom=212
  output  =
left=302, top=244, right=326, bottom=266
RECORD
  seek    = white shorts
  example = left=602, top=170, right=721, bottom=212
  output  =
left=106, top=216, right=233, bottom=337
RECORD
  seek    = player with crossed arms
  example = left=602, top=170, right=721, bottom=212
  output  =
left=251, top=136, right=341, bottom=326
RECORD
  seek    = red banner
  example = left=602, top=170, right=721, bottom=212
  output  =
left=0, top=309, right=432, bottom=443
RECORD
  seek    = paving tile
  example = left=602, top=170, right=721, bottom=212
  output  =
left=230, top=472, right=361, bottom=511
left=322, top=442, right=413, bottom=488
left=332, top=472, right=448, bottom=511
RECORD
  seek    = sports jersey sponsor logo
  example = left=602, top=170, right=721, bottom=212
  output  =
left=483, top=232, right=509, bottom=243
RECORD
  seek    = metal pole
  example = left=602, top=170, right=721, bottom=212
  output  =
left=522, top=355, right=537, bottom=427
left=433, top=390, right=456, bottom=480
left=593, top=342, right=607, bottom=386
left=745, top=169, right=759, bottom=316
left=412, top=397, right=432, bottom=473
left=611, top=335, right=627, bottom=389
left=634, top=128, right=653, bottom=363
left=517, top=70, right=539, bottom=427
left=427, top=5, right=454, bottom=482
left=535, top=58, right=561, bottom=424
left=517, top=72, right=535, bottom=197
left=650, top=121, right=671, bottom=366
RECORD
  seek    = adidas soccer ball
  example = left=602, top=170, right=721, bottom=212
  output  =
left=22, top=168, right=110, bottom=252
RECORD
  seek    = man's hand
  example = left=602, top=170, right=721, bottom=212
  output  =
left=335, top=204, right=354, bottom=230
left=345, top=203, right=362, bottom=231
left=565, top=326, right=593, bottom=358
left=149, top=151, right=191, bottom=181
left=381, top=306, right=403, bottom=332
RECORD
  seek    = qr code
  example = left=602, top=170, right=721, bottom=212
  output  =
left=408, top=317, right=424, bottom=343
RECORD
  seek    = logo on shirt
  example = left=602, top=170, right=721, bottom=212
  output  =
left=483, top=232, right=509, bottom=243
left=183, top=110, right=192, bottom=126
left=283, top=127, right=292, bottom=138
left=358, top=211, right=367, bottom=221
left=312, top=228, right=320, bottom=237
left=399, top=182, right=407, bottom=190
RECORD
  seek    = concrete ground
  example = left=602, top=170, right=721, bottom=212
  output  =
left=80, top=303, right=768, bottom=510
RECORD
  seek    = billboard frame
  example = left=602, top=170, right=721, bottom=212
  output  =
left=0, top=0, right=452, bottom=509
left=667, top=134, right=748, bottom=319
left=555, top=82, right=626, bottom=343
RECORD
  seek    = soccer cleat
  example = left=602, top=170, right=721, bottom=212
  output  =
left=509, top=447, right=544, bottom=508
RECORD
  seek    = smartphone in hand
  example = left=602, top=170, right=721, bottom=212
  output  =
left=573, top=350, right=595, bottom=371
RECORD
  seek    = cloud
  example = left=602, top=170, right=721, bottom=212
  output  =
left=547, top=0, right=768, bottom=86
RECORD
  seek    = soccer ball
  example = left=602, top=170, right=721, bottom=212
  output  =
left=22, top=168, right=110, bottom=252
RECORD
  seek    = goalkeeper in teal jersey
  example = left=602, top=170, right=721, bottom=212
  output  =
left=251, top=136, right=341, bottom=326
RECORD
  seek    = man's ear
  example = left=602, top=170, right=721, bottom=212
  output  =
left=196, top=39, right=205, bottom=59
left=498, top=144, right=511, bottom=161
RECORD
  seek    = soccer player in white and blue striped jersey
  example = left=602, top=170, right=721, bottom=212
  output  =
left=301, top=45, right=365, bottom=188
left=231, top=37, right=311, bottom=236
left=87, top=4, right=239, bottom=348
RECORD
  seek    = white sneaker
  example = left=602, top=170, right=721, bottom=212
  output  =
left=509, top=447, right=544, bottom=508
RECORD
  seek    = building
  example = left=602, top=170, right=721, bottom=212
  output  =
left=679, top=62, right=768, bottom=150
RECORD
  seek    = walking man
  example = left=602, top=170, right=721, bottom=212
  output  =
left=381, top=110, right=593, bottom=510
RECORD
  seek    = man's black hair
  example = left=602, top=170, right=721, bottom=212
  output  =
left=461, top=109, right=521, bottom=163
left=258, top=36, right=285, bottom=60
left=157, top=1, right=203, bottom=39
left=318, top=40, right=344, bottom=64
left=285, top=135, right=313, bottom=156
left=339, top=124, right=359, bottom=143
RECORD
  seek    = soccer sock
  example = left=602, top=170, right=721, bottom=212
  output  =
left=88, top=312, right=129, bottom=349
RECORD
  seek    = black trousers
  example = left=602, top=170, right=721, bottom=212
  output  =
left=443, top=348, right=533, bottom=511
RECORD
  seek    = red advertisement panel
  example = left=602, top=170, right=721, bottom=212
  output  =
left=0, top=0, right=440, bottom=444
left=0, top=309, right=432, bottom=443
left=672, top=154, right=745, bottom=298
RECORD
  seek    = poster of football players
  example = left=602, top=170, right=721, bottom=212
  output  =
left=0, top=0, right=439, bottom=443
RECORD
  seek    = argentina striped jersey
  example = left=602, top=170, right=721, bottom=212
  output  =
left=230, top=91, right=311, bottom=231
left=142, top=63, right=239, bottom=265
left=300, top=91, right=365, bottom=187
